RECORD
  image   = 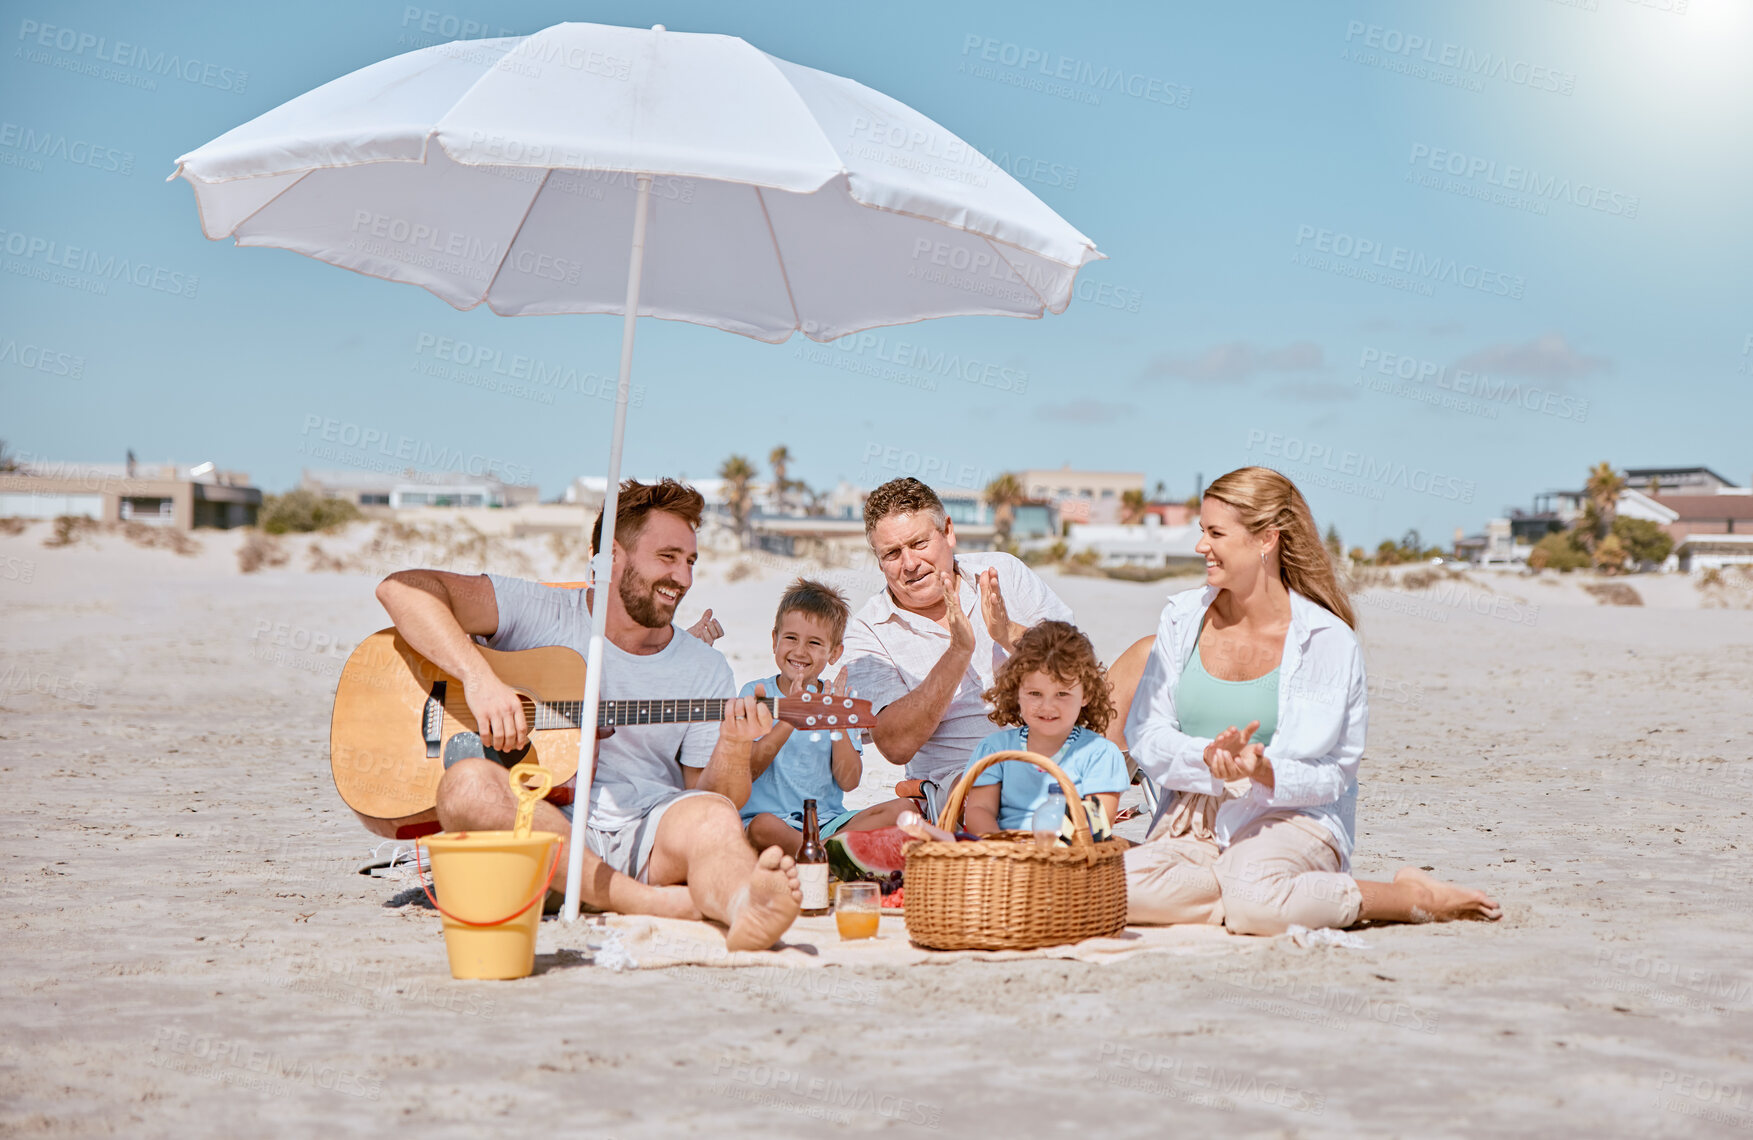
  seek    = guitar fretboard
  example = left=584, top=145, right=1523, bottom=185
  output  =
left=533, top=697, right=779, bottom=730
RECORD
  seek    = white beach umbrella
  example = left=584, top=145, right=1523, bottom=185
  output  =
left=171, top=21, right=1103, bottom=923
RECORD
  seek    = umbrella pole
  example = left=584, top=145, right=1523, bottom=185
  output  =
left=562, top=173, right=653, bottom=924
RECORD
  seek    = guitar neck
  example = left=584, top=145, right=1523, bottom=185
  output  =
left=539, top=696, right=777, bottom=729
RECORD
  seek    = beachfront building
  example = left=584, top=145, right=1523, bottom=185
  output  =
left=1649, top=488, right=1753, bottom=541
left=1625, top=465, right=1753, bottom=560
left=1064, top=518, right=1202, bottom=570
left=1016, top=466, right=1146, bottom=526
left=1454, top=518, right=1523, bottom=567
left=1011, top=499, right=1059, bottom=540
left=1470, top=465, right=1750, bottom=569
left=1143, top=501, right=1197, bottom=527
left=1622, top=466, right=1741, bottom=496
left=1471, top=488, right=1679, bottom=568
left=1675, top=534, right=1753, bottom=570
left=809, top=480, right=868, bottom=521
left=1503, top=487, right=1677, bottom=548
left=748, top=481, right=997, bottom=560
left=302, top=468, right=540, bottom=511
left=0, top=458, right=261, bottom=530
left=749, top=515, right=869, bottom=562
left=563, top=474, right=742, bottom=515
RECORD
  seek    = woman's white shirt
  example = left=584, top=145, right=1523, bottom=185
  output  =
left=1124, top=585, right=1366, bottom=868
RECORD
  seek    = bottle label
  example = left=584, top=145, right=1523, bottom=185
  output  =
left=798, top=863, right=829, bottom=910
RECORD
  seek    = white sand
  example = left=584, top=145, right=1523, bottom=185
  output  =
left=1, top=519, right=1749, bottom=1137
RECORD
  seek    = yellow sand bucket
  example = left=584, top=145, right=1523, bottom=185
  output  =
left=417, top=763, right=561, bottom=980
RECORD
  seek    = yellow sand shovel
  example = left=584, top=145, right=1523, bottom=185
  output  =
left=417, top=763, right=562, bottom=980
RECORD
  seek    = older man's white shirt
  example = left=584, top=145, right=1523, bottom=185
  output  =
left=841, top=551, right=1073, bottom=786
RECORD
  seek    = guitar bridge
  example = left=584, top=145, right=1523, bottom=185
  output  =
left=423, top=681, right=446, bottom=758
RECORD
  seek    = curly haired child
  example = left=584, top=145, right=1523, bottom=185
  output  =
left=963, top=620, right=1128, bottom=836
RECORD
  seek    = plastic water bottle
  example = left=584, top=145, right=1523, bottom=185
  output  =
left=1032, top=789, right=1067, bottom=849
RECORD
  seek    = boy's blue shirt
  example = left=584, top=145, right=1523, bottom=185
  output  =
left=738, top=674, right=862, bottom=823
left=969, top=725, right=1128, bottom=831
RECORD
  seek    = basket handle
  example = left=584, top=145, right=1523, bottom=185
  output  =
left=935, top=749, right=1099, bottom=853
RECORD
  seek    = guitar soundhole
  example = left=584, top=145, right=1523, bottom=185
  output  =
left=486, top=741, right=531, bottom=768
left=440, top=691, right=542, bottom=770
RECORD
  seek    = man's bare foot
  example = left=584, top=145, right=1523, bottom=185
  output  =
left=724, top=847, right=801, bottom=951
left=1395, top=867, right=1502, bottom=923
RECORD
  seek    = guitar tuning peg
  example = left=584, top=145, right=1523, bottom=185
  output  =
left=829, top=730, right=842, bottom=741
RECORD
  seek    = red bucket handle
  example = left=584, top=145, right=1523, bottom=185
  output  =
left=415, top=837, right=563, bottom=928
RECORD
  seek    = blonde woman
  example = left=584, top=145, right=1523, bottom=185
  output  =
left=1124, top=466, right=1500, bottom=933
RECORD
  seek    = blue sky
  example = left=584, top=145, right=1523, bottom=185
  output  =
left=3, top=0, right=1749, bottom=550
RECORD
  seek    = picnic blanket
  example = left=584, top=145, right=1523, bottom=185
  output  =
left=549, top=912, right=1244, bottom=970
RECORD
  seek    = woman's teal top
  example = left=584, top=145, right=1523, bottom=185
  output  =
left=1175, top=627, right=1280, bottom=746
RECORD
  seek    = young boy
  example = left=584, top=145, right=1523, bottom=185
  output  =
left=740, top=579, right=864, bottom=856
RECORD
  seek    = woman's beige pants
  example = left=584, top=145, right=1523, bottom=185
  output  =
left=1124, top=807, right=1362, bottom=934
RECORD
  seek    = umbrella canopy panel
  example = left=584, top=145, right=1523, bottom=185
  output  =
left=175, top=22, right=1102, bottom=342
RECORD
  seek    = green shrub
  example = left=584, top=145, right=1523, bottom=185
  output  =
left=1593, top=532, right=1628, bottom=574
left=260, top=489, right=362, bottom=535
left=1611, top=517, right=1674, bottom=566
left=1529, top=530, right=1590, bottom=571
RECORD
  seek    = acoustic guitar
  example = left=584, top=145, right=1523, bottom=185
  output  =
left=330, top=628, right=874, bottom=839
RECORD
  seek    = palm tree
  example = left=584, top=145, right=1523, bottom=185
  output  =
left=768, top=445, right=793, bottom=514
left=0, top=440, right=19, bottom=473
left=1120, top=488, right=1148, bottom=525
left=719, top=454, right=757, bottom=548
left=983, top=473, right=1024, bottom=545
left=1580, top=461, right=1625, bottom=552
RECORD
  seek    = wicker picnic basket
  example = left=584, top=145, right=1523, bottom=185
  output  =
left=903, top=749, right=1128, bottom=951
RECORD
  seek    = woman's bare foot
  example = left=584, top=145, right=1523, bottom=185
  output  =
left=724, top=847, right=802, bottom=951
left=1394, top=867, right=1502, bottom=923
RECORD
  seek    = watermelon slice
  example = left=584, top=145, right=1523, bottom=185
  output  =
left=828, top=827, right=910, bottom=893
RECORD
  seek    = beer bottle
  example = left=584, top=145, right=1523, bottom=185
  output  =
left=797, top=798, right=830, bottom=916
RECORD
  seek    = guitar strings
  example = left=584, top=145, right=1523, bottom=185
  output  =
left=441, top=695, right=864, bottom=730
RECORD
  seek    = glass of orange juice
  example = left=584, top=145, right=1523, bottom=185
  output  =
left=835, top=882, right=880, bottom=940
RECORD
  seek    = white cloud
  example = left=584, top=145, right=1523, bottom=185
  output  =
left=1142, top=340, right=1324, bottom=383
left=1453, top=333, right=1610, bottom=382
left=1270, top=380, right=1358, bottom=403
left=1035, top=399, right=1137, bottom=424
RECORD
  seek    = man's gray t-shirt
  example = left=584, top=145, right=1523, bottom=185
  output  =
left=477, top=574, right=735, bottom=832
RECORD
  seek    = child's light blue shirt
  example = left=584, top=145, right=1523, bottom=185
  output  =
left=738, top=675, right=861, bottom=824
left=969, top=725, right=1128, bottom=831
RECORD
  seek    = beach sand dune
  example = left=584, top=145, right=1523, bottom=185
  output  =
left=1, top=524, right=1748, bottom=1138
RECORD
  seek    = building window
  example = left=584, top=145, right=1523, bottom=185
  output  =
left=359, top=494, right=390, bottom=506
left=940, top=496, right=981, bottom=525
left=121, top=496, right=174, bottom=524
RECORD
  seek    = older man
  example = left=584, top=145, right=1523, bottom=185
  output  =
left=840, top=478, right=1073, bottom=824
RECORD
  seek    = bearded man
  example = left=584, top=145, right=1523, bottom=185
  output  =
left=374, top=478, right=800, bottom=950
